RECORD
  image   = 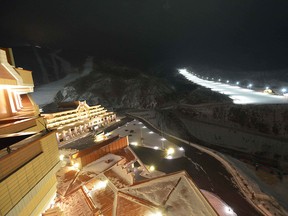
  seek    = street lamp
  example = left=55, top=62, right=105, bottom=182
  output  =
left=236, top=81, right=239, bottom=85
left=247, top=83, right=253, bottom=88
left=226, top=80, right=229, bottom=83
left=218, top=79, right=221, bottom=82
left=281, top=88, right=287, bottom=94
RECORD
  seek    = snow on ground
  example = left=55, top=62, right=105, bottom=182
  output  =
left=110, top=119, right=185, bottom=159
left=31, top=57, right=93, bottom=106
left=223, top=154, right=288, bottom=212
left=128, top=110, right=288, bottom=215
left=179, top=69, right=288, bottom=104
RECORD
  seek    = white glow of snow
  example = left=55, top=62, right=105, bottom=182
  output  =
left=178, top=68, right=288, bottom=104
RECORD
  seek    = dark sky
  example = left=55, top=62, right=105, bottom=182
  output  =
left=0, top=0, right=288, bottom=70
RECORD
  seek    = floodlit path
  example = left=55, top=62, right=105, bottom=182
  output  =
left=110, top=119, right=185, bottom=159
left=179, top=69, right=288, bottom=104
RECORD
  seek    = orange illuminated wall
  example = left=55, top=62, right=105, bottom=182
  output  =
left=0, top=48, right=36, bottom=119
left=73, top=136, right=129, bottom=167
left=0, top=89, right=10, bottom=117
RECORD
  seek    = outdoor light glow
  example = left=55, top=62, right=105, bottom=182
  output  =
left=149, top=165, right=155, bottom=172
left=131, top=142, right=138, bottom=146
left=167, top=147, right=175, bottom=155
left=73, top=162, right=80, bottom=169
left=179, top=147, right=184, bottom=151
left=281, top=88, right=287, bottom=93
left=226, top=80, right=229, bottom=83
left=59, top=154, right=64, bottom=161
left=178, top=68, right=187, bottom=74
left=149, top=131, right=154, bottom=134
left=178, top=63, right=288, bottom=105
left=266, top=86, right=269, bottom=90
left=154, top=146, right=159, bottom=150
left=142, top=126, right=147, bottom=128
left=224, top=206, right=235, bottom=215
left=147, top=211, right=163, bottom=216
left=166, top=155, right=173, bottom=159
left=161, top=138, right=166, bottom=141
left=93, top=180, right=108, bottom=190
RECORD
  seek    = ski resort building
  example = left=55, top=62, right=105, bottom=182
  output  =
left=41, top=101, right=116, bottom=145
left=44, top=134, right=234, bottom=216
left=0, top=48, right=61, bottom=216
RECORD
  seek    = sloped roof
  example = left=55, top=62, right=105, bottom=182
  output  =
left=120, top=171, right=218, bottom=216
left=55, top=149, right=218, bottom=216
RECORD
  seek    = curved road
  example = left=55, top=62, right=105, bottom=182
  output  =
left=128, top=118, right=262, bottom=216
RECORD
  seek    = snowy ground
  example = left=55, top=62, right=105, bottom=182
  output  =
left=31, top=57, right=93, bottom=106
left=223, top=154, right=288, bottom=211
left=179, top=69, right=288, bottom=104
left=109, top=119, right=185, bottom=159
left=128, top=110, right=288, bottom=215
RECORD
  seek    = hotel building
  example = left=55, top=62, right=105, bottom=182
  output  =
left=41, top=101, right=116, bottom=145
left=44, top=135, right=222, bottom=216
left=0, top=48, right=60, bottom=216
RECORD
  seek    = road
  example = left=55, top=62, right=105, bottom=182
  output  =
left=125, top=119, right=262, bottom=216
left=65, top=117, right=262, bottom=215
left=179, top=69, right=288, bottom=104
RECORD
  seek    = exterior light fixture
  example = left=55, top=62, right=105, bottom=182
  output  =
left=73, top=162, right=80, bottom=169
left=167, top=147, right=175, bottom=155
left=147, top=211, right=163, bottom=216
left=93, top=180, right=108, bottom=190
left=59, top=154, right=64, bottom=161
left=131, top=142, right=138, bottom=146
left=149, top=165, right=155, bottom=172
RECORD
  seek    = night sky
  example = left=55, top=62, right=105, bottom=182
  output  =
left=0, top=0, right=288, bottom=70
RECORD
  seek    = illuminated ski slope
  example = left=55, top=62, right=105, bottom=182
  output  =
left=179, top=69, right=288, bottom=104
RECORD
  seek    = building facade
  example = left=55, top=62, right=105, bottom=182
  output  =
left=41, top=101, right=116, bottom=145
left=0, top=48, right=60, bottom=216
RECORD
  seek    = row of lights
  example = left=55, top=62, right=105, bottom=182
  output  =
left=196, top=73, right=288, bottom=93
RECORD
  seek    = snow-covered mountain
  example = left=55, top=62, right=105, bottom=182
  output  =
left=37, top=58, right=232, bottom=112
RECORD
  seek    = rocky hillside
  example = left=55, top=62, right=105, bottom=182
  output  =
left=42, top=63, right=231, bottom=111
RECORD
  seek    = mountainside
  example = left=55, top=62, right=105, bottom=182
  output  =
left=42, top=62, right=232, bottom=111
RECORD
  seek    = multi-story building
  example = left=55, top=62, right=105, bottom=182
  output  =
left=41, top=101, right=116, bottom=145
left=0, top=48, right=60, bottom=216
left=44, top=134, right=230, bottom=216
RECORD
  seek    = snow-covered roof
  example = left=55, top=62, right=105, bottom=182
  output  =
left=54, top=145, right=219, bottom=215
